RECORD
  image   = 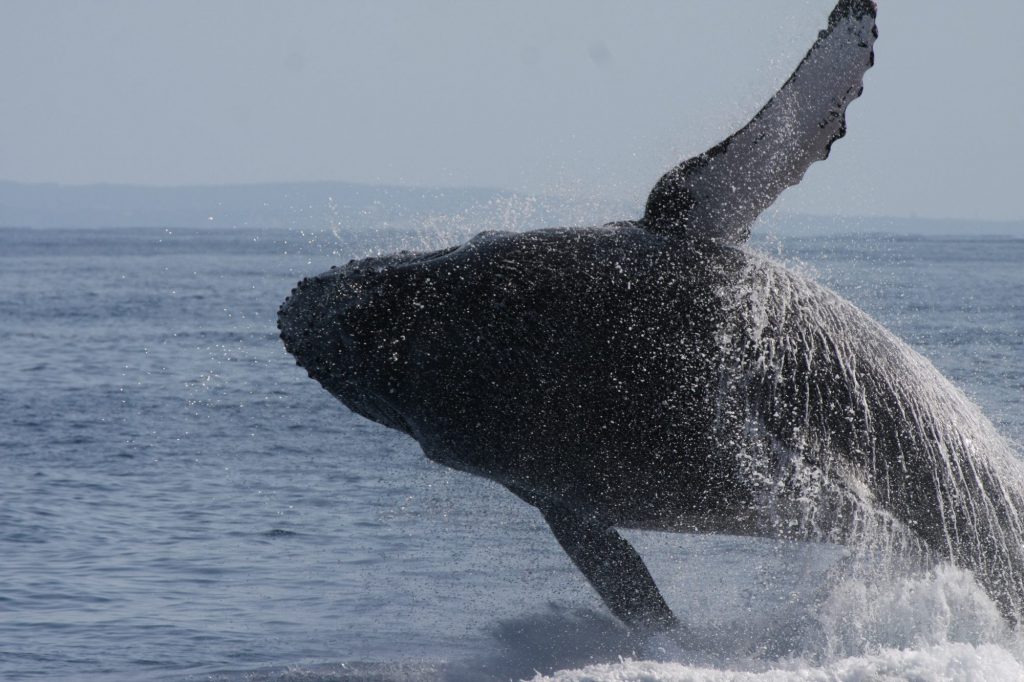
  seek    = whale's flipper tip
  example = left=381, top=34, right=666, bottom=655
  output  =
left=643, top=0, right=878, bottom=243
left=830, top=0, right=877, bottom=26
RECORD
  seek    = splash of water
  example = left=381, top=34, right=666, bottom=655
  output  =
left=714, top=249, right=1024, bottom=623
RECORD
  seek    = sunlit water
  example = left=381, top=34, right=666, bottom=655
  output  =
left=1, top=226, right=1023, bottom=681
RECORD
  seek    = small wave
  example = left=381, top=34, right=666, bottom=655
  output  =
left=198, top=661, right=445, bottom=681
left=260, top=529, right=301, bottom=538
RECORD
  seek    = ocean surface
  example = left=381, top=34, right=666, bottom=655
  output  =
left=2, top=225, right=1023, bottom=681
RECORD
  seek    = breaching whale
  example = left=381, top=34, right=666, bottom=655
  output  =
left=279, top=0, right=1024, bottom=630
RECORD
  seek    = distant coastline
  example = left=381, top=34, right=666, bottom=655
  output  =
left=2, top=180, right=1022, bottom=236
left=0, top=180, right=515, bottom=231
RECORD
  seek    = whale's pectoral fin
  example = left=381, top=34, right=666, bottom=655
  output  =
left=541, top=506, right=679, bottom=632
left=643, top=0, right=877, bottom=243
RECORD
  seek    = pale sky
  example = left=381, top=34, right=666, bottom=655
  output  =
left=2, top=1, right=1022, bottom=221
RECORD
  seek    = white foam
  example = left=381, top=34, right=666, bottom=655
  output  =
left=526, top=565, right=1024, bottom=682
left=531, top=644, right=1024, bottom=682
left=812, top=565, right=1008, bottom=656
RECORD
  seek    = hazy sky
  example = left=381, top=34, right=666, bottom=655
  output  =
left=2, top=1, right=1023, bottom=221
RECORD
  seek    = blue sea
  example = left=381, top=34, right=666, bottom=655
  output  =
left=2, top=225, right=1024, bottom=681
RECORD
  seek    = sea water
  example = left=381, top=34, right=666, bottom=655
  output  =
left=1, top=226, right=1023, bottom=681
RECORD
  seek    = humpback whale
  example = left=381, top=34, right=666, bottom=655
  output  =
left=279, top=0, right=1024, bottom=630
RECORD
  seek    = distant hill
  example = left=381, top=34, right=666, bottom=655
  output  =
left=1, top=180, right=1021, bottom=236
left=0, top=181, right=533, bottom=230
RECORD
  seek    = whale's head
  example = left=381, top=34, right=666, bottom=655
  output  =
left=277, top=244, right=468, bottom=434
left=277, top=226, right=718, bottom=462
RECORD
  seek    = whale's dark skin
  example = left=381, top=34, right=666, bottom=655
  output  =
left=279, top=0, right=1024, bottom=630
